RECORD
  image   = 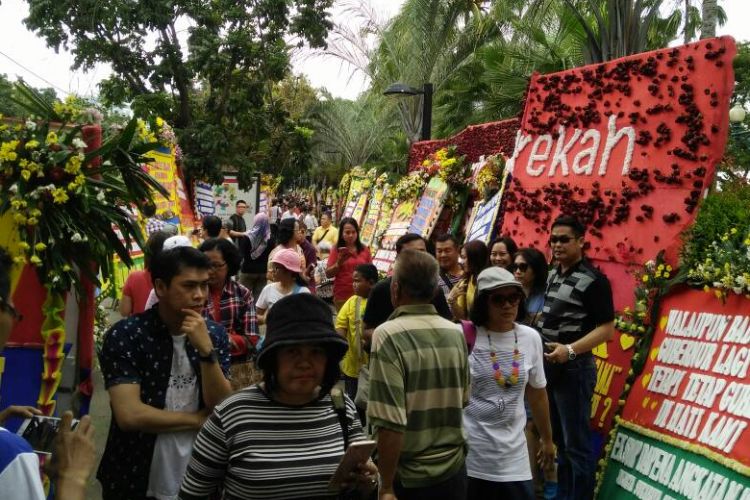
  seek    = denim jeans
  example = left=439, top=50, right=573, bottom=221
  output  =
left=545, top=355, right=597, bottom=500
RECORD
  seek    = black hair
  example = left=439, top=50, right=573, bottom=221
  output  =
left=144, top=231, right=170, bottom=271
left=551, top=215, right=586, bottom=238
left=199, top=238, right=242, bottom=278
left=277, top=218, right=297, bottom=245
left=151, top=246, right=211, bottom=287
left=262, top=348, right=341, bottom=397
left=463, top=240, right=489, bottom=279
left=355, top=264, right=378, bottom=284
left=141, top=202, right=157, bottom=218
left=202, top=215, right=222, bottom=238
left=515, top=247, right=549, bottom=295
left=336, top=217, right=364, bottom=253
left=435, top=233, right=460, bottom=247
left=469, top=289, right=527, bottom=327
left=236, top=199, right=247, bottom=207
left=491, top=235, right=518, bottom=258
left=395, top=233, right=424, bottom=254
left=0, top=247, right=11, bottom=302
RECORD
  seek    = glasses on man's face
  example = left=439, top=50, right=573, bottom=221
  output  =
left=0, top=298, right=22, bottom=321
left=513, top=263, right=529, bottom=273
left=209, top=262, right=227, bottom=270
left=489, top=293, right=523, bottom=307
left=549, top=235, right=574, bottom=245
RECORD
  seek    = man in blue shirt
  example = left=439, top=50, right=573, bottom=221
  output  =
left=97, top=246, right=232, bottom=499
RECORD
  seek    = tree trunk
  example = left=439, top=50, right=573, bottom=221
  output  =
left=684, top=0, right=691, bottom=44
left=701, top=0, right=717, bottom=39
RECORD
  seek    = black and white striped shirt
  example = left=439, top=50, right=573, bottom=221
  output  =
left=179, top=385, right=364, bottom=499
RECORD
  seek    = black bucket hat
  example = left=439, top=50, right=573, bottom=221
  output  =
left=256, top=293, right=349, bottom=370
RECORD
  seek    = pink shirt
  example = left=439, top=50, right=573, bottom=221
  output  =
left=328, top=246, right=372, bottom=301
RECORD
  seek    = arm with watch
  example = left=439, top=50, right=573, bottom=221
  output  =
left=543, top=321, right=614, bottom=364
left=181, top=309, right=233, bottom=408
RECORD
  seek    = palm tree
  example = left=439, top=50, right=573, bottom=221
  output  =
left=701, top=0, right=718, bottom=39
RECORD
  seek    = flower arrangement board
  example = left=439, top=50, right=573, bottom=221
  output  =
left=499, top=37, right=736, bottom=435
left=465, top=171, right=509, bottom=244
left=372, top=199, right=418, bottom=274
left=342, top=174, right=369, bottom=226
left=195, top=180, right=216, bottom=216
left=597, top=287, right=750, bottom=498
left=408, top=177, right=449, bottom=238
left=211, top=173, right=260, bottom=227
left=598, top=424, right=749, bottom=500
left=360, top=185, right=388, bottom=249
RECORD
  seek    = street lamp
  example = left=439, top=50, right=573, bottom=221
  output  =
left=383, top=82, right=434, bottom=141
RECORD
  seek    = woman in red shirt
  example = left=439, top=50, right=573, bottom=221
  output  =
left=326, top=217, right=372, bottom=311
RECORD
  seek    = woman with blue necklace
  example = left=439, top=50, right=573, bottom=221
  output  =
left=463, top=267, right=556, bottom=499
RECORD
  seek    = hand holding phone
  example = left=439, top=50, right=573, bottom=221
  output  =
left=328, top=440, right=376, bottom=491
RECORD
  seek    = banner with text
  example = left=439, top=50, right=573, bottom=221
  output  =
left=372, top=199, right=417, bottom=273
left=621, top=287, right=750, bottom=470
left=361, top=185, right=388, bottom=249
left=408, top=177, right=449, bottom=238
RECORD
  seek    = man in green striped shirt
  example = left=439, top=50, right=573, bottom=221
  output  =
left=368, top=249, right=470, bottom=500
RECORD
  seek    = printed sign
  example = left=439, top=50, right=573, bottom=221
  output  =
left=195, top=181, right=216, bottom=217
left=621, top=288, right=750, bottom=469
left=408, top=177, right=449, bottom=238
left=212, top=174, right=260, bottom=228
left=372, top=200, right=417, bottom=273
left=466, top=182, right=503, bottom=244
left=361, top=186, right=387, bottom=248
left=599, top=425, right=749, bottom=500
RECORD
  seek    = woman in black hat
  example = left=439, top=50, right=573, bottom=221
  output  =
left=180, top=293, right=379, bottom=499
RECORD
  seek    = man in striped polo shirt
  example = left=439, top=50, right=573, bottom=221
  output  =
left=538, top=215, right=614, bottom=500
left=368, top=249, right=470, bottom=500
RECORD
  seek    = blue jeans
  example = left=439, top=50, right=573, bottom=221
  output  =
left=545, top=355, right=597, bottom=500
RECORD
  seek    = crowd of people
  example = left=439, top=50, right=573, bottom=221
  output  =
left=0, top=191, right=615, bottom=500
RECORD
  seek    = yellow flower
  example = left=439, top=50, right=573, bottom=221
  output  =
left=21, top=169, right=31, bottom=181
left=665, top=265, right=672, bottom=272
left=25, top=140, right=40, bottom=150
left=13, top=256, right=25, bottom=265
left=27, top=217, right=38, bottom=226
left=29, top=208, right=40, bottom=217
left=10, top=198, right=26, bottom=210
left=0, top=140, right=19, bottom=162
left=13, top=213, right=27, bottom=224
left=17, top=241, right=30, bottom=251
left=156, top=116, right=165, bottom=127
left=46, top=131, right=58, bottom=145
left=654, top=270, right=662, bottom=278
left=64, top=154, right=82, bottom=174
left=62, top=264, right=71, bottom=272
left=52, top=188, right=69, bottom=204
left=730, top=227, right=738, bottom=235
left=422, top=159, right=430, bottom=166
left=641, top=274, right=649, bottom=283
left=30, top=255, right=42, bottom=266
left=35, top=242, right=47, bottom=252
left=663, top=272, right=670, bottom=279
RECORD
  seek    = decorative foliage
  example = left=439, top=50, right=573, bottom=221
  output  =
left=0, top=81, right=166, bottom=294
left=476, top=154, right=505, bottom=195
left=615, top=255, right=676, bottom=336
left=338, top=172, right=351, bottom=198
left=420, top=146, right=469, bottom=186
left=686, top=225, right=750, bottom=299
left=391, top=171, right=427, bottom=206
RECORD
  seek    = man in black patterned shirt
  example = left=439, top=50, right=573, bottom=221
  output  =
left=97, top=247, right=232, bottom=500
left=538, top=215, right=614, bottom=500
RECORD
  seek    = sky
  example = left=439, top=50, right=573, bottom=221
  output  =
left=0, top=0, right=747, bottom=101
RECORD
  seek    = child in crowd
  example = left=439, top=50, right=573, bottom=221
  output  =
left=335, top=264, right=378, bottom=405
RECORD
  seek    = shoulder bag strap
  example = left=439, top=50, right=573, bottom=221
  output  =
left=331, top=388, right=349, bottom=451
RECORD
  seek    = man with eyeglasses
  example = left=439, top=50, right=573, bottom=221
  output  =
left=536, top=215, right=614, bottom=500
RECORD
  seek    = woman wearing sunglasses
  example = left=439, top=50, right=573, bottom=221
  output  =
left=463, top=267, right=555, bottom=499
left=512, top=248, right=549, bottom=327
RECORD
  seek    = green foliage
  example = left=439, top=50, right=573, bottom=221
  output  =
left=23, top=0, right=333, bottom=187
left=0, top=74, right=57, bottom=117
left=681, top=180, right=750, bottom=271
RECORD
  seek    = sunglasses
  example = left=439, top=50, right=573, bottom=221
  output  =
left=513, top=263, right=529, bottom=273
left=0, top=298, right=22, bottom=321
left=489, top=293, right=523, bottom=307
left=549, top=235, right=574, bottom=245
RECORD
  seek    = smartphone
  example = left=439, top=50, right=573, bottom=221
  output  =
left=338, top=247, right=349, bottom=254
left=17, top=415, right=79, bottom=455
left=327, top=439, right=376, bottom=491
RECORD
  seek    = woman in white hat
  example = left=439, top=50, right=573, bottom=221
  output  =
left=463, top=267, right=556, bottom=499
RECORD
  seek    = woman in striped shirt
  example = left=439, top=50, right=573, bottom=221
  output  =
left=179, top=294, right=379, bottom=499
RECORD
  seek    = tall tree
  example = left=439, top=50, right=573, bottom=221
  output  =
left=23, top=0, right=333, bottom=185
left=700, top=0, right=718, bottom=39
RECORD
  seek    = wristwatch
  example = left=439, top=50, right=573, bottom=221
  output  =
left=199, top=349, right=219, bottom=364
left=566, top=344, right=577, bottom=361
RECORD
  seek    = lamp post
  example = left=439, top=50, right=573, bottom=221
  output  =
left=383, top=82, right=434, bottom=141
left=729, top=103, right=746, bottom=124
